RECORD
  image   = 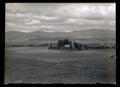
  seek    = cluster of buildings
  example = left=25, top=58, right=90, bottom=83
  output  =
left=48, top=39, right=115, bottom=50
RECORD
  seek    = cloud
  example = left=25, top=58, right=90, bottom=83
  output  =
left=55, top=3, right=115, bottom=20
left=5, top=3, right=116, bottom=32
left=26, top=19, right=41, bottom=25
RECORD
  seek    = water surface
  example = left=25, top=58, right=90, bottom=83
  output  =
left=5, top=47, right=116, bottom=84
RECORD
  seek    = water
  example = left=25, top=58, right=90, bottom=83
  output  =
left=5, top=47, right=116, bottom=84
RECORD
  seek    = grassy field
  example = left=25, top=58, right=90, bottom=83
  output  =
left=5, top=47, right=116, bottom=84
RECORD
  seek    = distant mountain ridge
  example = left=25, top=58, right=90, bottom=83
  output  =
left=6, top=29, right=115, bottom=39
left=5, top=29, right=115, bottom=45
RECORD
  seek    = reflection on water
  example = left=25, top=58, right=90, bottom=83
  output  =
left=5, top=47, right=116, bottom=84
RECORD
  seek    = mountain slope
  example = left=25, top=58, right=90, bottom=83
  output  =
left=5, top=29, right=116, bottom=45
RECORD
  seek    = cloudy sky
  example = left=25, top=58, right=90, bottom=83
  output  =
left=6, top=3, right=116, bottom=32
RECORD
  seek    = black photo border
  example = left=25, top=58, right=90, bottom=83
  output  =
left=0, top=0, right=119, bottom=87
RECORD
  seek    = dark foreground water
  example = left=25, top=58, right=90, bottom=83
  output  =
left=5, top=47, right=116, bottom=84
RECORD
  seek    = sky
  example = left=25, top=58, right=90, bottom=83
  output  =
left=6, top=3, right=116, bottom=32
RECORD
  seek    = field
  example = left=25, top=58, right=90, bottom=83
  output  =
left=5, top=47, right=116, bottom=84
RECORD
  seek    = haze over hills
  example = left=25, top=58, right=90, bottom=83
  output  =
left=5, top=29, right=116, bottom=46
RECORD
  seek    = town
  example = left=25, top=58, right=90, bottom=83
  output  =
left=48, top=38, right=115, bottom=50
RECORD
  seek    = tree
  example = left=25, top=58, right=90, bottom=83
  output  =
left=58, top=40, right=64, bottom=48
left=63, top=38, right=70, bottom=45
left=78, top=43, right=82, bottom=50
left=73, top=42, right=78, bottom=49
left=69, top=41, right=73, bottom=49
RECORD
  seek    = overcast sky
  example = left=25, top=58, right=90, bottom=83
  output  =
left=6, top=3, right=116, bottom=32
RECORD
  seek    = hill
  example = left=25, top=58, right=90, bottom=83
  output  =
left=5, top=29, right=116, bottom=46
